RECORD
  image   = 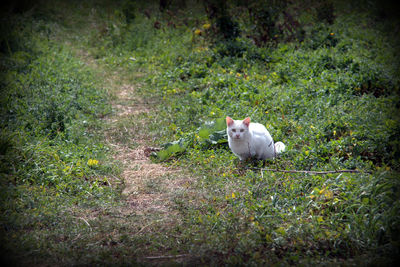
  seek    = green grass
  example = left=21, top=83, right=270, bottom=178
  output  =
left=0, top=3, right=122, bottom=264
left=1, top=0, right=399, bottom=265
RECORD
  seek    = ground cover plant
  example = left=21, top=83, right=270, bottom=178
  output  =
left=1, top=0, right=399, bottom=265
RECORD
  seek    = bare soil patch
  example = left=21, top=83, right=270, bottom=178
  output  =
left=107, top=79, right=185, bottom=217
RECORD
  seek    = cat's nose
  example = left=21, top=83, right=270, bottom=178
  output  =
left=236, top=134, right=240, bottom=138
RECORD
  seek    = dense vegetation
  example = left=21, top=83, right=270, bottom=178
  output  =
left=1, top=0, right=399, bottom=265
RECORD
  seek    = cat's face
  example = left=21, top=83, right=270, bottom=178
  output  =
left=226, top=117, right=251, bottom=140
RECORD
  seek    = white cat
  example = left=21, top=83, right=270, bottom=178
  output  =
left=226, top=116, right=285, bottom=161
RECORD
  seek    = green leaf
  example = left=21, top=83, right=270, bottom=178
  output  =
left=167, top=143, right=185, bottom=154
left=214, top=117, right=226, bottom=131
left=209, top=130, right=227, bottom=144
left=198, top=128, right=210, bottom=139
left=157, top=150, right=170, bottom=161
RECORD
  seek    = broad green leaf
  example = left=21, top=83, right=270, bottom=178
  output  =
left=198, top=128, right=210, bottom=139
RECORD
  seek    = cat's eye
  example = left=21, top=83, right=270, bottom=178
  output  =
left=240, top=129, right=244, bottom=132
left=232, top=129, right=236, bottom=132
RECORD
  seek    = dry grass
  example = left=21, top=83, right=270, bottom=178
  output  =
left=85, top=58, right=197, bottom=263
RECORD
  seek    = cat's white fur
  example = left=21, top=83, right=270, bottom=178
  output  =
left=226, top=116, right=285, bottom=161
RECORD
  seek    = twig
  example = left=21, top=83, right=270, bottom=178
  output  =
left=247, top=167, right=371, bottom=175
left=78, top=217, right=92, bottom=231
left=144, top=254, right=190, bottom=260
left=135, top=219, right=164, bottom=235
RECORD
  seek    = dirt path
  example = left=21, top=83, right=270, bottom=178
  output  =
left=83, top=57, right=195, bottom=264
left=66, top=44, right=196, bottom=263
left=75, top=49, right=183, bottom=213
left=107, top=82, right=180, bottom=216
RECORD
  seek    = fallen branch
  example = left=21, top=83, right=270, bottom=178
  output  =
left=135, top=219, right=164, bottom=235
left=247, top=168, right=371, bottom=175
left=78, top=217, right=92, bottom=231
left=144, top=254, right=190, bottom=260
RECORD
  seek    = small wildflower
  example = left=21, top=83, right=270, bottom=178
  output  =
left=87, top=159, right=99, bottom=166
left=231, top=192, right=236, bottom=199
left=194, top=29, right=202, bottom=35
left=324, top=190, right=334, bottom=200
left=203, top=23, right=211, bottom=30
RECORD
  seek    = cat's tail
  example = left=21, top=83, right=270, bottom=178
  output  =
left=274, top=141, right=286, bottom=156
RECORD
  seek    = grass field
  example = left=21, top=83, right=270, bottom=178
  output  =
left=1, top=0, right=399, bottom=265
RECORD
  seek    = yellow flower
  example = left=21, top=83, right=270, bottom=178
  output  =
left=203, top=23, right=211, bottom=30
left=324, top=190, right=334, bottom=200
left=330, top=32, right=334, bottom=36
left=194, top=29, right=202, bottom=35
left=87, top=159, right=99, bottom=166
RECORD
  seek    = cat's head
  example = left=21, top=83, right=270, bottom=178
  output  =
left=226, top=116, right=251, bottom=140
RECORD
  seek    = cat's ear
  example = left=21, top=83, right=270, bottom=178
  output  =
left=226, top=116, right=234, bottom=127
left=243, top=117, right=251, bottom=127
